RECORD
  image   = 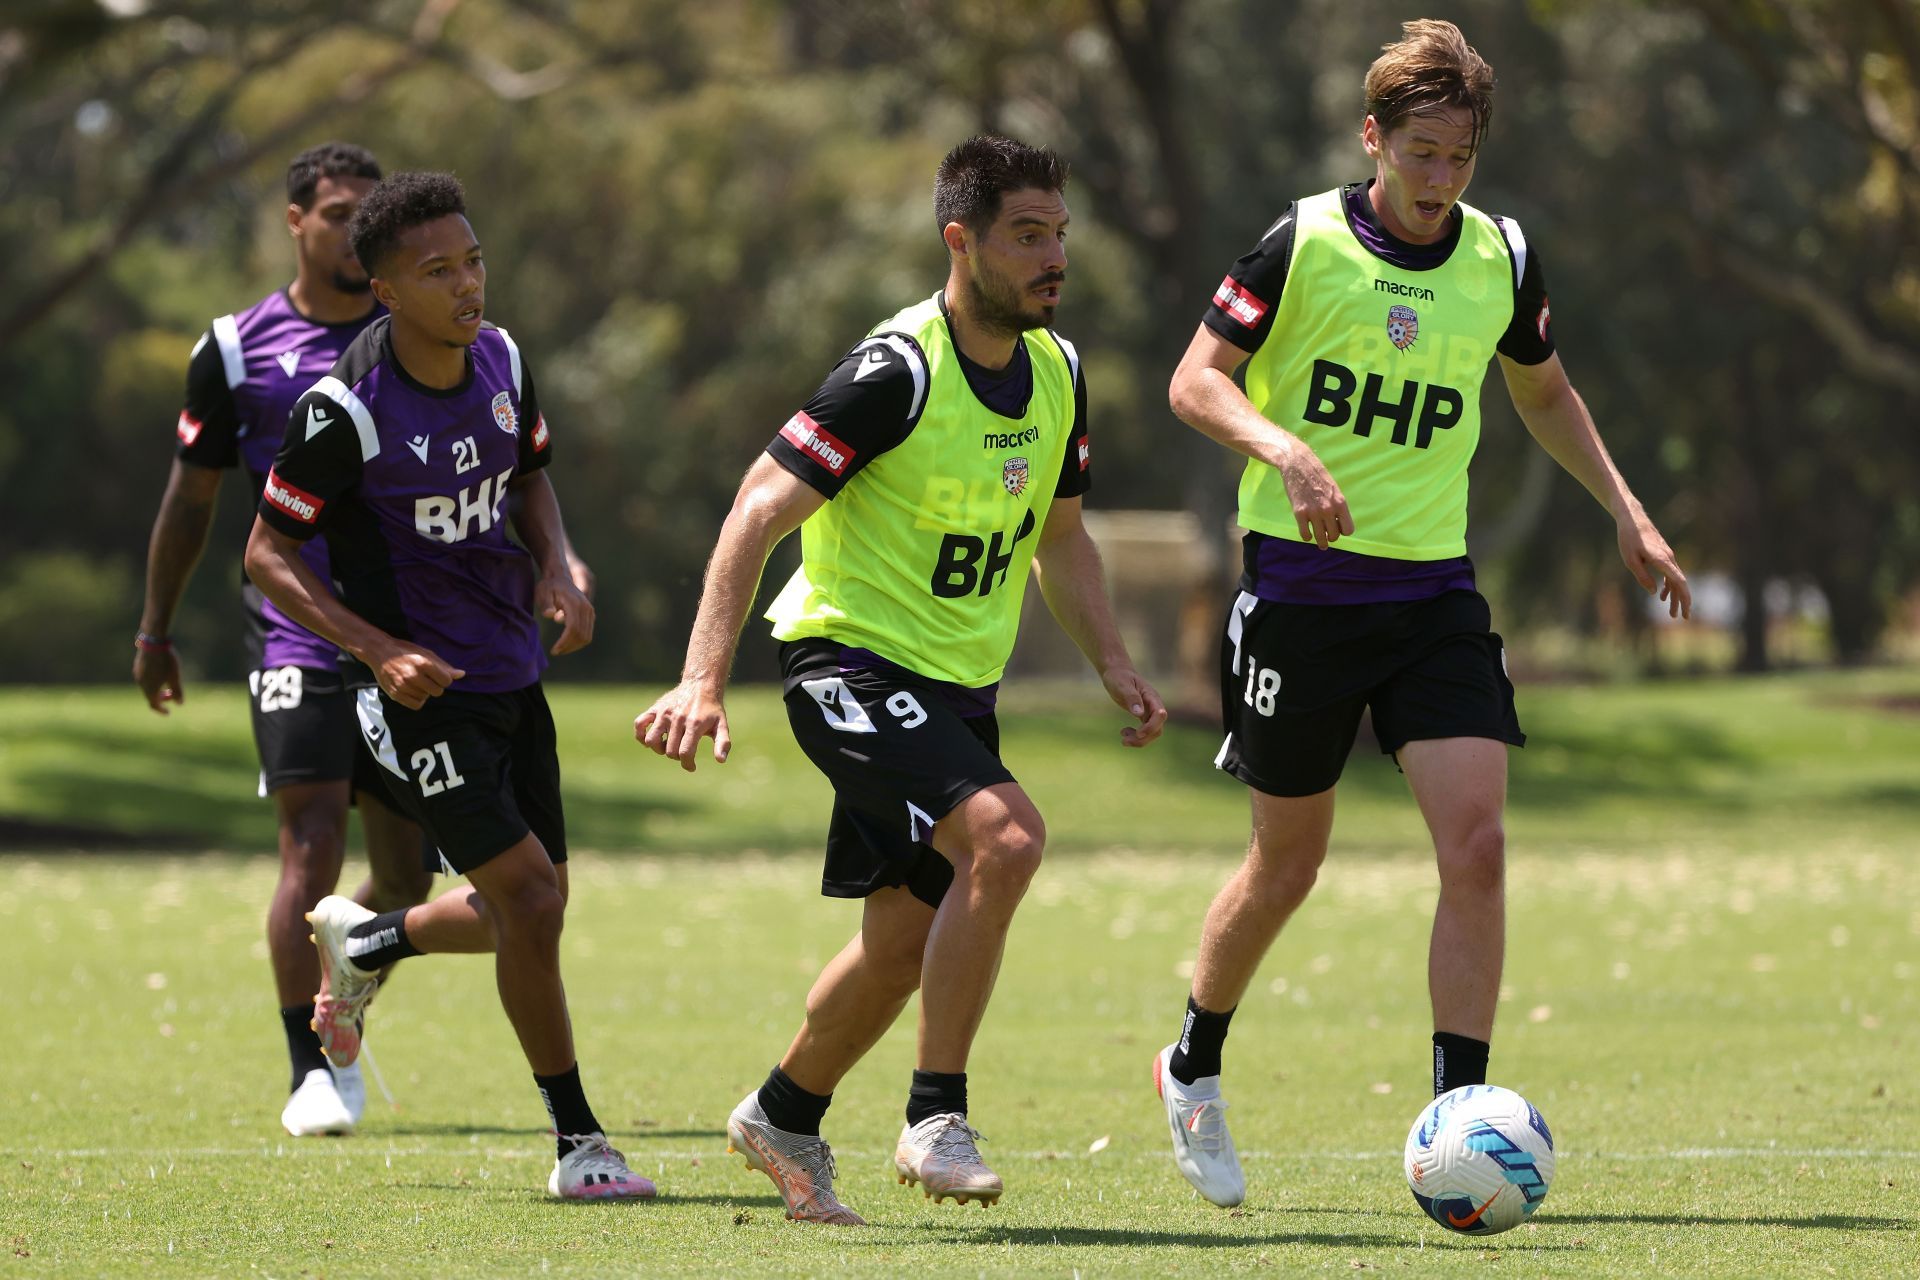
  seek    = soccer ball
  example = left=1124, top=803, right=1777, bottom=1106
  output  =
left=1403, top=1085, right=1555, bottom=1235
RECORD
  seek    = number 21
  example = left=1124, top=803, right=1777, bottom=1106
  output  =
left=411, top=740, right=466, bottom=796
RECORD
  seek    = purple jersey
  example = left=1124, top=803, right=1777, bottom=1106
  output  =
left=257, top=318, right=552, bottom=694
left=177, top=289, right=381, bottom=670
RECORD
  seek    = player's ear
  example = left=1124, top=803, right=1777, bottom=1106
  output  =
left=942, top=220, right=970, bottom=260
left=1361, top=114, right=1382, bottom=158
left=369, top=276, right=397, bottom=310
left=287, top=203, right=304, bottom=239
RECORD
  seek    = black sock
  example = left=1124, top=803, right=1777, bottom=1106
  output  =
left=534, top=1063, right=604, bottom=1158
left=343, top=909, right=422, bottom=971
left=1433, top=1032, right=1491, bottom=1096
left=282, top=1005, right=330, bottom=1092
left=905, top=1069, right=967, bottom=1127
left=1168, top=994, right=1235, bottom=1085
left=757, top=1066, right=832, bottom=1137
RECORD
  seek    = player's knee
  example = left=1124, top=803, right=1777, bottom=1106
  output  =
left=281, top=809, right=348, bottom=879
left=494, top=877, right=567, bottom=948
left=973, top=817, right=1045, bottom=894
left=1246, top=832, right=1325, bottom=910
left=1438, top=817, right=1505, bottom=894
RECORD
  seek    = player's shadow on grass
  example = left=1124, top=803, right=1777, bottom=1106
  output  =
left=893, top=1225, right=1583, bottom=1251
left=1552, top=1212, right=1915, bottom=1231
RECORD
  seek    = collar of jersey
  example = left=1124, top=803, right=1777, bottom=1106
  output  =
left=1340, top=180, right=1463, bottom=273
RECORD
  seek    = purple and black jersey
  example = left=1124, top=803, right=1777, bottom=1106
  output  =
left=177, top=289, right=380, bottom=671
left=1202, top=181, right=1555, bottom=607
left=257, top=318, right=553, bottom=694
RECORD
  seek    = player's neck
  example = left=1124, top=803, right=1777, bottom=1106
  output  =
left=287, top=275, right=376, bottom=326
left=941, top=281, right=1019, bottom=371
left=387, top=319, right=470, bottom=390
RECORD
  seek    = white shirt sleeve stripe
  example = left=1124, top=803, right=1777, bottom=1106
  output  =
left=858, top=335, right=928, bottom=421
left=496, top=327, right=524, bottom=398
left=1498, top=216, right=1529, bottom=291
left=211, top=314, right=246, bottom=389
left=308, top=375, right=381, bottom=462
left=1052, top=332, right=1082, bottom=390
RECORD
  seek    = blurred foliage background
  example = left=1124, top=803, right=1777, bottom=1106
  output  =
left=2, top=0, right=1917, bottom=688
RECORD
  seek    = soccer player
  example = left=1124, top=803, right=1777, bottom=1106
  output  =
left=1152, top=20, right=1691, bottom=1207
left=133, top=142, right=433, bottom=1138
left=243, top=170, right=652, bottom=1201
left=635, top=135, right=1168, bottom=1224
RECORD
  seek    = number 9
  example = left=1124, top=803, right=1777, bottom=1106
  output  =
left=886, top=691, right=928, bottom=729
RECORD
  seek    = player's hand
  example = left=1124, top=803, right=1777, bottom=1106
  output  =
left=374, top=645, right=464, bottom=710
left=133, top=645, right=185, bottom=715
left=1617, top=513, right=1691, bottom=620
left=634, top=680, right=731, bottom=772
left=537, top=574, right=595, bottom=655
left=1280, top=441, right=1354, bottom=549
left=1101, top=663, right=1169, bottom=748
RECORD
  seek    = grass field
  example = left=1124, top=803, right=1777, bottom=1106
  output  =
left=3, top=672, right=1918, bottom=1276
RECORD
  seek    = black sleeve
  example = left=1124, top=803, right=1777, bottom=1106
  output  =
left=175, top=326, right=241, bottom=468
left=1053, top=354, right=1090, bottom=499
left=1199, top=204, right=1297, bottom=354
left=515, top=359, right=552, bottom=474
left=1496, top=228, right=1556, bottom=365
left=765, top=335, right=926, bottom=498
left=257, top=390, right=363, bottom=540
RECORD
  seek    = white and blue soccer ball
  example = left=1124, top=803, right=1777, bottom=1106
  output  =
left=1404, top=1085, right=1555, bottom=1235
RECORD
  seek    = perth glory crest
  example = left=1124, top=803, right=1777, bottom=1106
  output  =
left=1002, top=456, right=1029, bottom=497
left=491, top=390, right=519, bottom=435
left=1388, top=304, right=1420, bottom=351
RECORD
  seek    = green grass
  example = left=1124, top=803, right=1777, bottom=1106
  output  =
left=3, top=672, right=1919, bottom=1275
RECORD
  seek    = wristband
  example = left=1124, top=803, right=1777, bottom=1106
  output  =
left=134, top=631, right=173, bottom=653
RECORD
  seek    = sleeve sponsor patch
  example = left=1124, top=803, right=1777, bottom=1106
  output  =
left=1535, top=297, right=1551, bottom=343
left=779, top=410, right=853, bottom=477
left=263, top=469, right=324, bottom=524
left=1213, top=276, right=1270, bottom=329
left=1078, top=439, right=1091, bottom=471
left=176, top=412, right=204, bottom=446
left=531, top=414, right=550, bottom=452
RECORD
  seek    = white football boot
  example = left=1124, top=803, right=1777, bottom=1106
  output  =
left=893, top=1113, right=1003, bottom=1206
left=1154, top=1044, right=1245, bottom=1206
left=548, top=1132, right=657, bottom=1200
left=726, top=1092, right=866, bottom=1224
left=305, top=895, right=380, bottom=1068
left=281, top=1068, right=356, bottom=1137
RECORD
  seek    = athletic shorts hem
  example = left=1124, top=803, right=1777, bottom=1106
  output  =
left=1215, top=756, right=1337, bottom=799
left=1377, top=726, right=1527, bottom=756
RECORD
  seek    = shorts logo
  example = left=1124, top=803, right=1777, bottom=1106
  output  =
left=1002, top=456, right=1029, bottom=497
left=491, top=390, right=519, bottom=435
left=1213, top=276, right=1269, bottom=329
left=1388, top=304, right=1420, bottom=351
left=802, top=676, right=876, bottom=733
left=263, top=469, right=323, bottom=524
left=1535, top=297, right=1551, bottom=343
left=780, top=410, right=853, bottom=477
left=531, top=414, right=550, bottom=452
left=176, top=411, right=204, bottom=446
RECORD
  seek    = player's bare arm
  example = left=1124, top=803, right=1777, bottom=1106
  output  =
left=1032, top=495, right=1168, bottom=747
left=634, top=453, right=825, bottom=771
left=508, top=470, right=595, bottom=655
left=1499, top=352, right=1692, bottom=619
left=243, top=517, right=463, bottom=709
left=133, top=458, right=224, bottom=713
left=1169, top=325, right=1354, bottom=550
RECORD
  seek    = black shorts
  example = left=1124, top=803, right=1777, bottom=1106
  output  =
left=249, top=664, right=388, bottom=798
left=781, top=641, right=1015, bottom=909
left=1216, top=588, right=1524, bottom=798
left=353, top=683, right=566, bottom=875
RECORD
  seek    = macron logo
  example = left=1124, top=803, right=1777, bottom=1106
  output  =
left=1213, top=276, right=1269, bottom=328
left=263, top=470, right=322, bottom=524
left=779, top=410, right=852, bottom=477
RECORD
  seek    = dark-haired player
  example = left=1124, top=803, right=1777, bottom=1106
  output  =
left=134, top=142, right=433, bottom=1138
left=244, top=170, right=651, bottom=1200
left=1153, top=20, right=1691, bottom=1206
left=637, top=135, right=1167, bottom=1223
